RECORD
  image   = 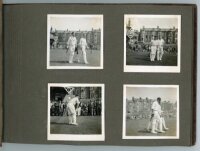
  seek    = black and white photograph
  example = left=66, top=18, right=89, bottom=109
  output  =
left=123, top=85, right=179, bottom=139
left=124, top=15, right=181, bottom=72
left=47, top=83, right=105, bottom=141
left=47, top=15, right=103, bottom=69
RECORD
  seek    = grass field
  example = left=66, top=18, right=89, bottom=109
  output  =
left=126, top=118, right=177, bottom=136
left=126, top=49, right=177, bottom=66
left=50, top=48, right=101, bottom=67
left=50, top=116, right=102, bottom=134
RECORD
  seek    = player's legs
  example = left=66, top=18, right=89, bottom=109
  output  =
left=151, top=112, right=160, bottom=133
left=72, top=113, right=78, bottom=125
left=155, top=120, right=159, bottom=131
left=161, top=117, right=169, bottom=130
left=82, top=47, right=88, bottom=64
left=147, top=120, right=152, bottom=131
left=150, top=54, right=153, bottom=61
left=151, top=118, right=158, bottom=134
left=68, top=115, right=72, bottom=124
left=151, top=46, right=156, bottom=61
left=78, top=108, right=81, bottom=116
left=147, top=114, right=153, bottom=131
left=67, top=103, right=76, bottom=125
left=157, top=116, right=165, bottom=133
left=151, top=112, right=165, bottom=133
left=67, top=106, right=72, bottom=124
left=157, top=50, right=159, bottom=61
left=160, top=47, right=164, bottom=60
left=76, top=49, right=82, bottom=63
left=69, top=47, right=75, bottom=63
left=152, top=53, right=156, bottom=61
left=158, top=118, right=163, bottom=132
left=150, top=47, right=153, bottom=61
left=69, top=104, right=78, bottom=125
left=157, top=47, right=160, bottom=61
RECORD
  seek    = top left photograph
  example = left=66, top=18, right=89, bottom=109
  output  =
left=47, top=14, right=103, bottom=69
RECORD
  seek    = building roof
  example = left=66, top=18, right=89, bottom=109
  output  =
left=140, top=27, right=178, bottom=32
left=52, top=28, right=101, bottom=34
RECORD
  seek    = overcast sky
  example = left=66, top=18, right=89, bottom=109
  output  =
left=126, top=86, right=178, bottom=103
left=49, top=16, right=102, bottom=31
left=126, top=15, right=179, bottom=31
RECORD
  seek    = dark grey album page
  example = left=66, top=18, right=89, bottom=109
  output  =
left=3, top=4, right=196, bottom=146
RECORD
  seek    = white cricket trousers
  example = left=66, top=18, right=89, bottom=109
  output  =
left=151, top=111, right=163, bottom=132
left=150, top=46, right=157, bottom=61
left=77, top=46, right=88, bottom=63
left=67, top=103, right=77, bottom=124
left=157, top=47, right=164, bottom=61
left=68, top=46, right=75, bottom=63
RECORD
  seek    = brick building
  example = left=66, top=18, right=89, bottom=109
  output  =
left=126, top=97, right=177, bottom=119
left=74, top=87, right=101, bottom=99
left=51, top=87, right=102, bottom=102
left=126, top=19, right=178, bottom=52
left=50, top=27, right=101, bottom=50
left=138, top=26, right=178, bottom=44
left=126, top=18, right=178, bottom=44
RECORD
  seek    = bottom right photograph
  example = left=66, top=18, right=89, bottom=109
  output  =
left=123, top=85, right=179, bottom=139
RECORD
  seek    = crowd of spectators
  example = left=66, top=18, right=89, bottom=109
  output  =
left=50, top=99, right=102, bottom=116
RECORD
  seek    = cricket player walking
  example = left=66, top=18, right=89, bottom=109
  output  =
left=67, top=32, right=77, bottom=64
left=150, top=36, right=158, bottom=61
left=77, top=33, right=89, bottom=64
left=151, top=97, right=165, bottom=134
left=157, top=37, right=165, bottom=61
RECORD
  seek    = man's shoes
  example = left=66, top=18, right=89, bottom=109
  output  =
left=155, top=128, right=159, bottom=132
left=151, top=131, right=157, bottom=134
left=157, top=130, right=165, bottom=133
left=164, top=128, right=169, bottom=131
left=71, top=123, right=78, bottom=126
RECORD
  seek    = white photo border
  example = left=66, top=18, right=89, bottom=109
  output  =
left=47, top=83, right=105, bottom=141
left=47, top=14, right=104, bottom=69
left=122, top=84, right=180, bottom=139
left=124, top=15, right=181, bottom=73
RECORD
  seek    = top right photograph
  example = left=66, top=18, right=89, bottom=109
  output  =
left=124, top=15, right=181, bottom=73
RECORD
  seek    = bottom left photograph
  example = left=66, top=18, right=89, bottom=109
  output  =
left=47, top=83, right=105, bottom=141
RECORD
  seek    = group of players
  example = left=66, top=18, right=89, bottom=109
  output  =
left=50, top=32, right=89, bottom=64
left=66, top=32, right=89, bottom=64
left=147, top=97, right=169, bottom=134
left=150, top=36, right=165, bottom=62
